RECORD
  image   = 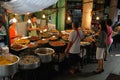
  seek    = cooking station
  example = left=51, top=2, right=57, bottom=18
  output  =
left=0, top=29, right=95, bottom=80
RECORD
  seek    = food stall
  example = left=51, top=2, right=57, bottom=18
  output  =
left=0, top=0, right=60, bottom=80
left=0, top=0, right=98, bottom=80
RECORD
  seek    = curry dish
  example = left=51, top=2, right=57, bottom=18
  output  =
left=49, top=36, right=58, bottom=41
left=62, top=34, right=69, bottom=41
left=36, top=39, right=48, bottom=44
left=0, top=56, right=18, bottom=65
left=27, top=43, right=37, bottom=48
left=29, top=36, right=39, bottom=41
left=49, top=41, right=65, bottom=46
left=11, top=44, right=23, bottom=50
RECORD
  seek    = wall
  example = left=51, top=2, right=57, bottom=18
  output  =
left=56, top=0, right=65, bottom=31
left=82, top=0, right=93, bottom=29
left=109, top=0, right=118, bottom=22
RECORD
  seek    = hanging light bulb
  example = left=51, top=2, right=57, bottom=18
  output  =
left=42, top=14, right=46, bottom=19
left=67, top=16, right=71, bottom=21
left=96, top=16, right=100, bottom=20
left=26, top=12, right=30, bottom=15
left=27, top=19, right=31, bottom=23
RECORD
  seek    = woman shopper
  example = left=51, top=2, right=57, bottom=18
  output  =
left=93, top=20, right=107, bottom=74
left=104, top=19, right=113, bottom=61
left=65, top=22, right=84, bottom=74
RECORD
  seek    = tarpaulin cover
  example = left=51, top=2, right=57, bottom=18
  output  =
left=2, top=0, right=58, bottom=15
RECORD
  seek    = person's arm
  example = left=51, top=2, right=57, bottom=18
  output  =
left=65, top=41, right=73, bottom=54
left=65, top=32, right=73, bottom=54
left=27, top=23, right=34, bottom=31
left=27, top=23, right=40, bottom=31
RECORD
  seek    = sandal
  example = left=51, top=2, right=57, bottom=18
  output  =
left=75, top=67, right=81, bottom=73
left=93, top=69, right=104, bottom=74
left=69, top=69, right=75, bottom=74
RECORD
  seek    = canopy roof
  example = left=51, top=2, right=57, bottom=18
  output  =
left=1, top=0, right=58, bottom=15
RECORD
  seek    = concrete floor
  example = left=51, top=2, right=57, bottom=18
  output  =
left=52, top=43, right=120, bottom=80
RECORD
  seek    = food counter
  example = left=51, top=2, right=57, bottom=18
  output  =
left=0, top=29, right=96, bottom=80
left=9, top=29, right=95, bottom=64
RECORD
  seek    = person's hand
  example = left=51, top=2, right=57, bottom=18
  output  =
left=65, top=49, right=69, bottom=58
left=16, top=35, right=24, bottom=38
left=65, top=49, right=69, bottom=54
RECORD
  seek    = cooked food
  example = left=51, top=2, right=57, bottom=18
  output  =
left=0, top=56, right=18, bottom=65
left=83, top=36, right=95, bottom=42
left=36, top=39, right=48, bottom=44
left=35, top=48, right=54, bottom=54
left=36, top=50, right=47, bottom=54
left=65, top=30, right=73, bottom=33
left=18, top=55, right=40, bottom=65
left=51, top=29, right=59, bottom=33
left=62, top=34, right=69, bottom=41
left=11, top=44, right=23, bottom=50
left=14, top=39, right=30, bottom=45
left=40, top=33, right=51, bottom=38
left=49, top=41, right=65, bottom=46
left=80, top=42, right=90, bottom=45
left=29, top=36, right=39, bottom=41
left=27, top=43, right=37, bottom=48
left=49, top=36, right=58, bottom=41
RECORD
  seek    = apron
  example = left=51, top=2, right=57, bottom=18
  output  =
left=29, top=23, right=37, bottom=36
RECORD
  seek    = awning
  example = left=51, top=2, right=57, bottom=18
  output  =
left=1, top=0, right=58, bottom=15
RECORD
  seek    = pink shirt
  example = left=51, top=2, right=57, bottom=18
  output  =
left=106, top=26, right=113, bottom=45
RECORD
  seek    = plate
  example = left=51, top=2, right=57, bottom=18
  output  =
left=11, top=44, right=28, bottom=51
left=14, top=39, right=30, bottom=45
left=27, top=43, right=38, bottom=48
left=36, top=39, right=49, bottom=44
left=21, top=37, right=29, bottom=39
left=49, top=41, right=65, bottom=47
left=80, top=42, right=90, bottom=46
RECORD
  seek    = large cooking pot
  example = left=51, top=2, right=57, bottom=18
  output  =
left=0, top=54, right=20, bottom=77
left=34, top=48, right=55, bottom=63
left=18, top=55, right=40, bottom=70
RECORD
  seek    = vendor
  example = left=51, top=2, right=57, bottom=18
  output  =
left=9, top=18, right=22, bottom=44
left=27, top=14, right=40, bottom=37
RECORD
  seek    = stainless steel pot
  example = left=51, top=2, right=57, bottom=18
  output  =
left=0, top=54, right=20, bottom=77
left=34, top=48, right=55, bottom=63
left=18, top=55, right=40, bottom=70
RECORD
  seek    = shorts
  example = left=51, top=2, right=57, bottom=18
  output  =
left=69, top=53, right=81, bottom=67
left=96, top=47, right=105, bottom=59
